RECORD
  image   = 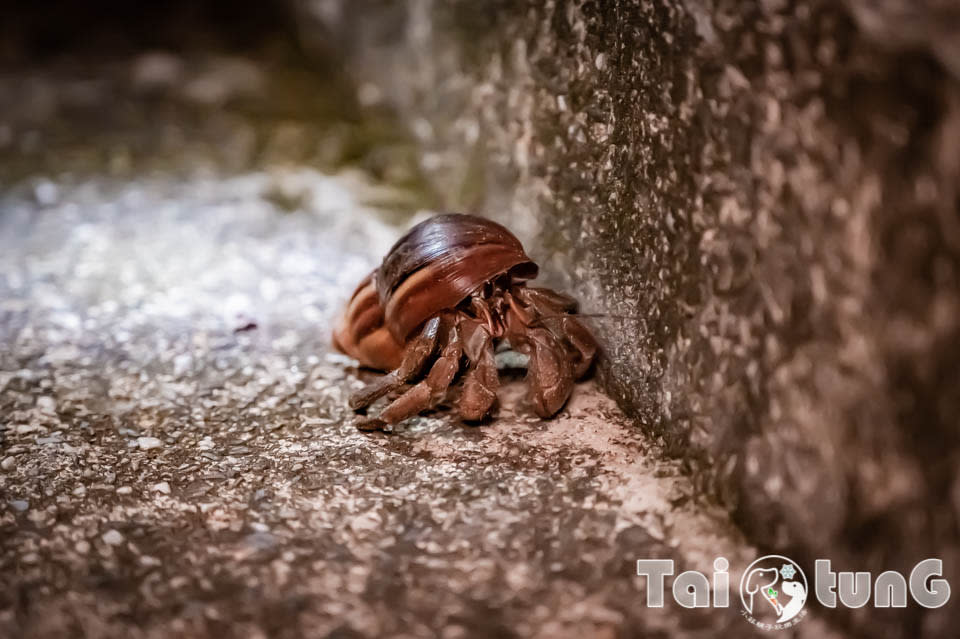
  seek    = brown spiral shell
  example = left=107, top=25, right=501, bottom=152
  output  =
left=377, top=214, right=538, bottom=341
left=332, top=271, right=404, bottom=370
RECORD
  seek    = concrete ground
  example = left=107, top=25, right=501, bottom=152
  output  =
left=0, top=51, right=841, bottom=639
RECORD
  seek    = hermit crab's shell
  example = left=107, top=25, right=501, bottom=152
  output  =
left=377, top=214, right=538, bottom=341
left=332, top=271, right=405, bottom=370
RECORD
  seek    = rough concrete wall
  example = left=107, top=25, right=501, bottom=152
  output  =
left=296, top=1, right=960, bottom=636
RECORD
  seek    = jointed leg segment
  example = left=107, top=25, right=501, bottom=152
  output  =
left=349, top=316, right=440, bottom=411
left=513, top=287, right=597, bottom=378
left=357, top=315, right=463, bottom=431
left=458, top=318, right=499, bottom=421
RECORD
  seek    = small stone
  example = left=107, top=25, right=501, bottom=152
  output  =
left=153, top=481, right=171, bottom=494
left=495, top=350, right=530, bottom=369
left=116, top=486, right=133, bottom=495
left=271, top=558, right=291, bottom=586
left=170, top=576, right=190, bottom=589
left=36, top=396, right=57, bottom=414
left=75, top=540, right=91, bottom=554
left=16, top=424, right=42, bottom=435
left=137, top=436, right=163, bottom=450
left=33, top=180, right=59, bottom=206
left=102, top=529, right=125, bottom=546
left=1, top=456, right=14, bottom=471
left=72, top=485, right=87, bottom=497
left=10, top=500, right=29, bottom=512
left=172, top=354, right=192, bottom=376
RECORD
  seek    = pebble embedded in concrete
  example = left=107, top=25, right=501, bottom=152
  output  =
left=102, top=530, right=125, bottom=546
left=137, top=437, right=164, bottom=450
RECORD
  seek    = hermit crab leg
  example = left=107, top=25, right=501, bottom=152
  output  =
left=515, top=287, right=596, bottom=379
left=349, top=316, right=441, bottom=411
left=468, top=294, right=499, bottom=336
left=515, top=286, right=579, bottom=313
left=554, top=315, right=597, bottom=379
left=504, top=294, right=575, bottom=417
left=515, top=325, right=575, bottom=418
left=358, top=317, right=464, bottom=431
left=458, top=315, right=499, bottom=421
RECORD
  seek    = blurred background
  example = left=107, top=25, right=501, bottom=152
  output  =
left=1, top=1, right=958, bottom=638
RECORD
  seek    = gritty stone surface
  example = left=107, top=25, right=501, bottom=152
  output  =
left=302, top=1, right=960, bottom=636
left=0, top=43, right=851, bottom=639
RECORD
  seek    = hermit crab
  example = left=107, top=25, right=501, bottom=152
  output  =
left=333, top=214, right=596, bottom=430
